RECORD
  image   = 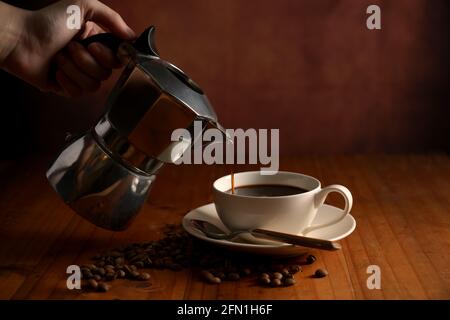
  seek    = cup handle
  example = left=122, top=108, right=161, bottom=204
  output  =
left=301, top=184, right=353, bottom=235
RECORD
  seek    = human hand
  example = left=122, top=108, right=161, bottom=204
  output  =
left=0, top=0, right=135, bottom=96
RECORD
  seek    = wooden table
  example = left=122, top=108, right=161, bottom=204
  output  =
left=0, top=154, right=449, bottom=300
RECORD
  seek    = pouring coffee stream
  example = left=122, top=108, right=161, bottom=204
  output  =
left=46, top=26, right=229, bottom=230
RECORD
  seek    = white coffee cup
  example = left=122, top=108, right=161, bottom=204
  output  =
left=213, top=171, right=353, bottom=236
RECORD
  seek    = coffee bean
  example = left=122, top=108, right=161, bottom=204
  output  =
left=105, top=271, right=115, bottom=281
left=117, top=270, right=126, bottom=278
left=211, top=270, right=225, bottom=280
left=144, top=258, right=153, bottom=267
left=240, top=268, right=252, bottom=276
left=129, top=270, right=140, bottom=279
left=96, top=267, right=106, bottom=276
left=135, top=261, right=144, bottom=268
left=314, top=269, right=328, bottom=278
left=201, top=270, right=221, bottom=284
left=132, top=254, right=147, bottom=263
left=93, top=274, right=102, bottom=281
left=259, top=277, right=271, bottom=286
left=82, top=264, right=97, bottom=270
left=209, top=277, right=221, bottom=284
left=260, top=273, right=270, bottom=279
left=97, top=282, right=109, bottom=292
left=284, top=278, right=295, bottom=286
left=289, top=265, right=302, bottom=274
left=272, top=278, right=282, bottom=287
left=306, top=255, right=316, bottom=265
left=272, top=272, right=283, bottom=280
left=126, top=251, right=137, bottom=260
left=81, top=267, right=91, bottom=274
left=138, top=272, right=151, bottom=281
left=87, top=279, right=98, bottom=290
left=280, top=268, right=291, bottom=277
left=110, top=251, right=122, bottom=258
left=90, top=266, right=98, bottom=273
left=227, top=273, right=240, bottom=281
left=123, top=265, right=132, bottom=274
left=201, top=270, right=213, bottom=279
left=115, top=257, right=124, bottom=266
left=83, top=271, right=93, bottom=279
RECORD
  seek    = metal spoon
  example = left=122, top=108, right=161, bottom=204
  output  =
left=190, top=219, right=341, bottom=251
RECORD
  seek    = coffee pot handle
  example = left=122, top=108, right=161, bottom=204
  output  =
left=302, top=184, right=353, bottom=235
left=79, top=32, right=123, bottom=52
left=78, top=26, right=159, bottom=57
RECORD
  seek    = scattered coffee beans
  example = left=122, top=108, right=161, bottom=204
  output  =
left=97, top=282, right=110, bottom=292
left=284, top=277, right=296, bottom=286
left=271, top=278, right=282, bottom=287
left=201, top=270, right=221, bottom=284
left=314, top=268, right=328, bottom=278
left=87, top=279, right=98, bottom=290
left=272, top=272, right=283, bottom=280
left=306, top=255, right=317, bottom=265
left=79, top=224, right=331, bottom=292
left=138, top=272, right=151, bottom=281
left=227, top=273, right=240, bottom=281
left=259, top=277, right=271, bottom=286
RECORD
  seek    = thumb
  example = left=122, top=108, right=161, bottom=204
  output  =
left=83, top=0, right=136, bottom=40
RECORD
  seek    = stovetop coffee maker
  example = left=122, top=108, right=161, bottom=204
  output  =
left=46, top=26, right=226, bottom=230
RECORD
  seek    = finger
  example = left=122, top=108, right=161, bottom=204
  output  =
left=66, top=41, right=111, bottom=81
left=55, top=69, right=81, bottom=97
left=87, top=43, right=122, bottom=69
left=84, top=0, right=136, bottom=40
left=55, top=52, right=101, bottom=92
left=86, top=22, right=104, bottom=37
left=78, top=21, right=105, bottom=39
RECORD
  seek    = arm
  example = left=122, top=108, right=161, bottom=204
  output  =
left=0, top=1, right=26, bottom=65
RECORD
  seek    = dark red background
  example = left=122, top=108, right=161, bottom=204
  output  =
left=1, top=0, right=449, bottom=158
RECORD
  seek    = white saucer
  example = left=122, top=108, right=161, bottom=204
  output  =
left=182, top=203, right=356, bottom=257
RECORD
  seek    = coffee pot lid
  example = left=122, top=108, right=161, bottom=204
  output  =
left=124, top=27, right=219, bottom=126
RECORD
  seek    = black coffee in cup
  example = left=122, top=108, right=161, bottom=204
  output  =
left=227, top=184, right=308, bottom=197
